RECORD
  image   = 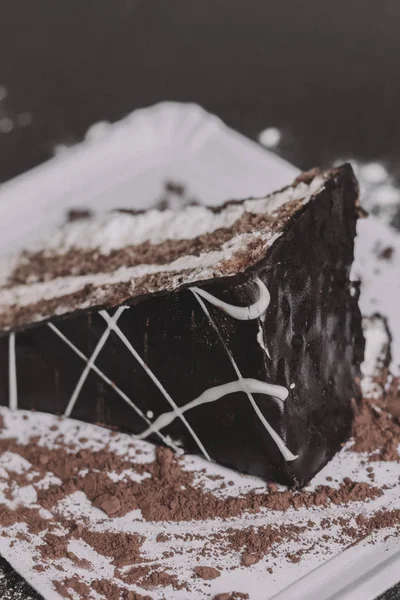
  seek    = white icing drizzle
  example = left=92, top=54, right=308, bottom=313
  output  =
left=8, top=333, right=17, bottom=410
left=257, top=317, right=271, bottom=358
left=191, top=290, right=298, bottom=462
left=190, top=278, right=270, bottom=320
left=99, top=310, right=211, bottom=460
left=64, top=306, right=127, bottom=417
left=6, top=278, right=296, bottom=463
left=47, top=320, right=181, bottom=452
left=137, top=378, right=288, bottom=439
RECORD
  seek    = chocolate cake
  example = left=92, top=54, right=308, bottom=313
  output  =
left=0, top=164, right=364, bottom=486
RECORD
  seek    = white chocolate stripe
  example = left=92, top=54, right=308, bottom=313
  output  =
left=47, top=321, right=181, bottom=452
left=137, top=378, right=288, bottom=439
left=190, top=278, right=270, bottom=320
left=99, top=310, right=211, bottom=460
left=8, top=333, right=17, bottom=410
left=192, top=290, right=298, bottom=462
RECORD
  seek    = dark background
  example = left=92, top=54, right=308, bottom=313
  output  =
left=1, top=0, right=400, bottom=181
left=0, top=1, right=399, bottom=598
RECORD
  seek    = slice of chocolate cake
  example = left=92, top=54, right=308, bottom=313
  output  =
left=0, top=164, right=364, bottom=486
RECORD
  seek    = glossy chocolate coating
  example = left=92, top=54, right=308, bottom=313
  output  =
left=0, top=165, right=364, bottom=486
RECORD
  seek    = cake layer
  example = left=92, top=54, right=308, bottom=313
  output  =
left=0, top=171, right=325, bottom=331
left=0, top=165, right=364, bottom=485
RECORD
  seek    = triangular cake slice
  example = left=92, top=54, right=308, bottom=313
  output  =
left=0, top=164, right=364, bottom=486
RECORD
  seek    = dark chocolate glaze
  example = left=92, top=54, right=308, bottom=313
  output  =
left=0, top=165, right=364, bottom=486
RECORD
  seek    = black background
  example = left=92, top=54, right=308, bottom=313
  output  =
left=1, top=0, right=400, bottom=181
left=0, top=1, right=399, bottom=598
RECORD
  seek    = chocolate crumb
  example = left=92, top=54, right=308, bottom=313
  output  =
left=286, top=551, right=302, bottom=563
left=378, top=246, right=394, bottom=260
left=156, top=533, right=170, bottom=543
left=241, top=552, right=259, bottom=566
left=66, top=208, right=92, bottom=222
left=93, top=493, right=121, bottom=516
left=164, top=181, right=185, bottom=195
left=294, top=167, right=321, bottom=185
left=33, top=564, right=45, bottom=572
left=194, top=566, right=221, bottom=580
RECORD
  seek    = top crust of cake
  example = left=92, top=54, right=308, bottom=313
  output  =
left=0, top=167, right=350, bottom=332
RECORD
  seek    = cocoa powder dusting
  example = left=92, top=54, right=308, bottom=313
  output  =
left=386, top=377, right=400, bottom=421
left=0, top=374, right=399, bottom=600
left=225, top=523, right=307, bottom=558
left=122, top=592, right=153, bottom=600
left=1, top=435, right=382, bottom=524
left=141, top=569, right=187, bottom=590
left=38, top=532, right=69, bottom=560
left=79, top=530, right=145, bottom=567
left=53, top=576, right=91, bottom=600
left=351, top=376, right=400, bottom=461
left=90, top=579, right=151, bottom=600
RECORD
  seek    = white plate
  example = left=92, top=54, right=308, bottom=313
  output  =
left=0, top=102, right=399, bottom=600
